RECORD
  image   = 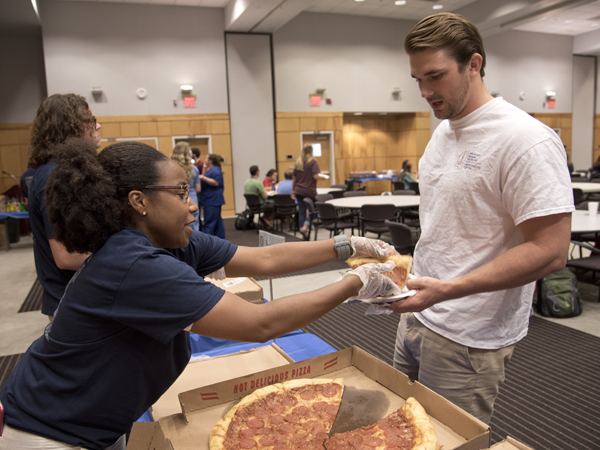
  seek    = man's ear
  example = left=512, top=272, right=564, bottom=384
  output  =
left=470, top=53, right=483, bottom=75
left=128, top=190, right=147, bottom=217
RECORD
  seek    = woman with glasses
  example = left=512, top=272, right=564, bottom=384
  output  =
left=0, top=139, right=397, bottom=450
left=200, top=153, right=225, bottom=239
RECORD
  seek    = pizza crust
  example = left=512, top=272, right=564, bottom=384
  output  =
left=403, top=397, right=438, bottom=450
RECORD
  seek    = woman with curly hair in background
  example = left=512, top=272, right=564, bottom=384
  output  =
left=28, top=93, right=102, bottom=318
left=171, top=141, right=201, bottom=231
left=0, top=139, right=397, bottom=450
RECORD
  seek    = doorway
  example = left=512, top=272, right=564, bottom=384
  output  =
left=300, top=131, right=334, bottom=188
left=173, top=135, right=212, bottom=166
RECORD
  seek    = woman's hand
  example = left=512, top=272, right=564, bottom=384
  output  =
left=350, top=236, right=397, bottom=259
left=342, top=261, right=397, bottom=298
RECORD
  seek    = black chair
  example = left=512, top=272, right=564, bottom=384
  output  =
left=315, top=193, right=334, bottom=203
left=573, top=188, right=585, bottom=206
left=243, top=194, right=268, bottom=233
left=408, top=181, right=420, bottom=195
left=393, top=190, right=416, bottom=196
left=385, top=220, right=417, bottom=255
left=315, top=202, right=357, bottom=237
left=303, top=198, right=321, bottom=241
left=345, top=179, right=355, bottom=191
left=567, top=241, right=600, bottom=301
left=273, top=194, right=297, bottom=235
left=330, top=189, right=345, bottom=199
left=392, top=181, right=405, bottom=192
left=359, top=204, right=398, bottom=238
left=356, top=185, right=367, bottom=191
left=343, top=191, right=368, bottom=197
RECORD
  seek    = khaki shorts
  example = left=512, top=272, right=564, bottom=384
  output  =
left=393, top=312, right=515, bottom=424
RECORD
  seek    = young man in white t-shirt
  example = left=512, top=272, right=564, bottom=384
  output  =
left=389, top=13, right=574, bottom=424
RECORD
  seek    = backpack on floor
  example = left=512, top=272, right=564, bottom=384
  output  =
left=537, top=268, right=582, bottom=318
left=235, top=210, right=255, bottom=231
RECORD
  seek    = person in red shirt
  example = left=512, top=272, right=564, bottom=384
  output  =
left=262, top=169, right=277, bottom=191
left=191, top=147, right=204, bottom=174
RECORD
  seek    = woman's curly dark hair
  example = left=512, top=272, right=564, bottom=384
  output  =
left=46, top=139, right=168, bottom=254
left=29, top=94, right=96, bottom=169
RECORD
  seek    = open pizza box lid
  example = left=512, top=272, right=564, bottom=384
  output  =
left=490, top=437, right=536, bottom=450
left=127, top=346, right=490, bottom=450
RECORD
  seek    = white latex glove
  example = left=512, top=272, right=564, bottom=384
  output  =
left=342, top=261, right=398, bottom=299
left=350, top=236, right=398, bottom=259
left=206, top=267, right=226, bottom=281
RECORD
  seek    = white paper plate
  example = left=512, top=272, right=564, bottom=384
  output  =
left=344, top=274, right=416, bottom=304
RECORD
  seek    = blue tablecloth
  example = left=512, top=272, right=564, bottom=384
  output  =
left=0, top=211, right=29, bottom=220
left=136, top=330, right=336, bottom=422
left=353, top=176, right=396, bottom=184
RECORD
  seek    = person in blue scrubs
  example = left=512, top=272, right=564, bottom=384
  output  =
left=200, top=153, right=226, bottom=238
left=0, top=140, right=397, bottom=450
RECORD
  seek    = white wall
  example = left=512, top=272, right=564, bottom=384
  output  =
left=273, top=13, right=421, bottom=113
left=39, top=1, right=229, bottom=116
left=274, top=13, right=575, bottom=117
left=484, top=31, right=574, bottom=113
left=0, top=33, right=47, bottom=123
left=226, top=34, right=277, bottom=213
left=572, top=55, right=595, bottom=170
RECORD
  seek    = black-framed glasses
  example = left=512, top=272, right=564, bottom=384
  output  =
left=143, top=185, right=190, bottom=202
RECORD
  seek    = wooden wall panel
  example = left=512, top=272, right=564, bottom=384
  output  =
left=0, top=124, right=30, bottom=193
left=341, top=113, right=430, bottom=194
left=530, top=113, right=572, bottom=163
left=594, top=115, right=600, bottom=165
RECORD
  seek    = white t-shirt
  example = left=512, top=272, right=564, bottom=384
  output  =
left=414, top=98, right=574, bottom=349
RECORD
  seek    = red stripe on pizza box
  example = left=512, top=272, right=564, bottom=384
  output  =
left=324, top=357, right=338, bottom=370
left=201, top=393, right=219, bottom=401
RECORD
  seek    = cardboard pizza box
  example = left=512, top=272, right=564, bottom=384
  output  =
left=150, top=344, right=294, bottom=421
left=490, top=437, right=536, bottom=450
left=128, top=346, right=490, bottom=450
left=207, top=277, right=264, bottom=304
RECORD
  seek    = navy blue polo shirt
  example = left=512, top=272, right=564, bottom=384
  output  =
left=0, top=228, right=237, bottom=449
left=28, top=161, right=76, bottom=315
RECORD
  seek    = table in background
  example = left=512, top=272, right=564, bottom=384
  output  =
left=268, top=187, right=342, bottom=197
left=571, top=210, right=600, bottom=233
left=326, top=195, right=420, bottom=209
left=571, top=182, right=600, bottom=193
left=0, top=211, right=29, bottom=250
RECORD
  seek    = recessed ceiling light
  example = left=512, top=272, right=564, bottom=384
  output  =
left=355, top=0, right=365, bottom=2
left=592, top=23, right=599, bottom=27
left=395, top=1, right=406, bottom=5
left=539, top=17, right=547, bottom=21
left=433, top=5, right=443, bottom=10
left=565, top=19, right=574, bottom=23
left=354, top=112, right=363, bottom=115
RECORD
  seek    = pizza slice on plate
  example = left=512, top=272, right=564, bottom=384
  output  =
left=324, top=397, right=438, bottom=450
left=210, top=378, right=344, bottom=450
left=346, top=254, right=413, bottom=290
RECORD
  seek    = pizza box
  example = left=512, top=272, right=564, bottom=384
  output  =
left=127, top=346, right=490, bottom=450
left=207, top=277, right=264, bottom=304
left=150, top=344, right=294, bottom=421
left=490, top=437, right=536, bottom=450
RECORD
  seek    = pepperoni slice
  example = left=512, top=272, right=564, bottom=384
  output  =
left=258, top=435, right=278, bottom=446
left=240, top=428, right=255, bottom=439
left=281, top=395, right=298, bottom=407
left=277, top=423, right=295, bottom=434
left=321, top=383, right=339, bottom=398
left=268, top=415, right=284, bottom=425
left=325, top=403, right=339, bottom=415
left=254, top=408, right=270, bottom=420
left=315, top=431, right=329, bottom=442
left=238, top=438, right=257, bottom=449
left=312, top=401, right=327, bottom=411
left=300, top=389, right=316, bottom=401
left=269, top=403, right=286, bottom=414
left=292, top=405, right=309, bottom=416
left=246, top=418, right=265, bottom=429
left=349, top=434, right=363, bottom=445
left=255, top=427, right=272, bottom=436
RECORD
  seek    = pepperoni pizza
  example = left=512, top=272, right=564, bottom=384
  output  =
left=209, top=378, right=344, bottom=450
left=324, top=397, right=438, bottom=450
left=346, top=254, right=413, bottom=290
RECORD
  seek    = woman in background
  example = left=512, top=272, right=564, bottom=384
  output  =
left=262, top=169, right=278, bottom=191
left=398, top=161, right=415, bottom=190
left=171, top=142, right=201, bottom=231
left=200, top=153, right=225, bottom=239
left=293, top=145, right=326, bottom=239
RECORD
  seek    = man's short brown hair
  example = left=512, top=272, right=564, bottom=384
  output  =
left=404, top=13, right=486, bottom=78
